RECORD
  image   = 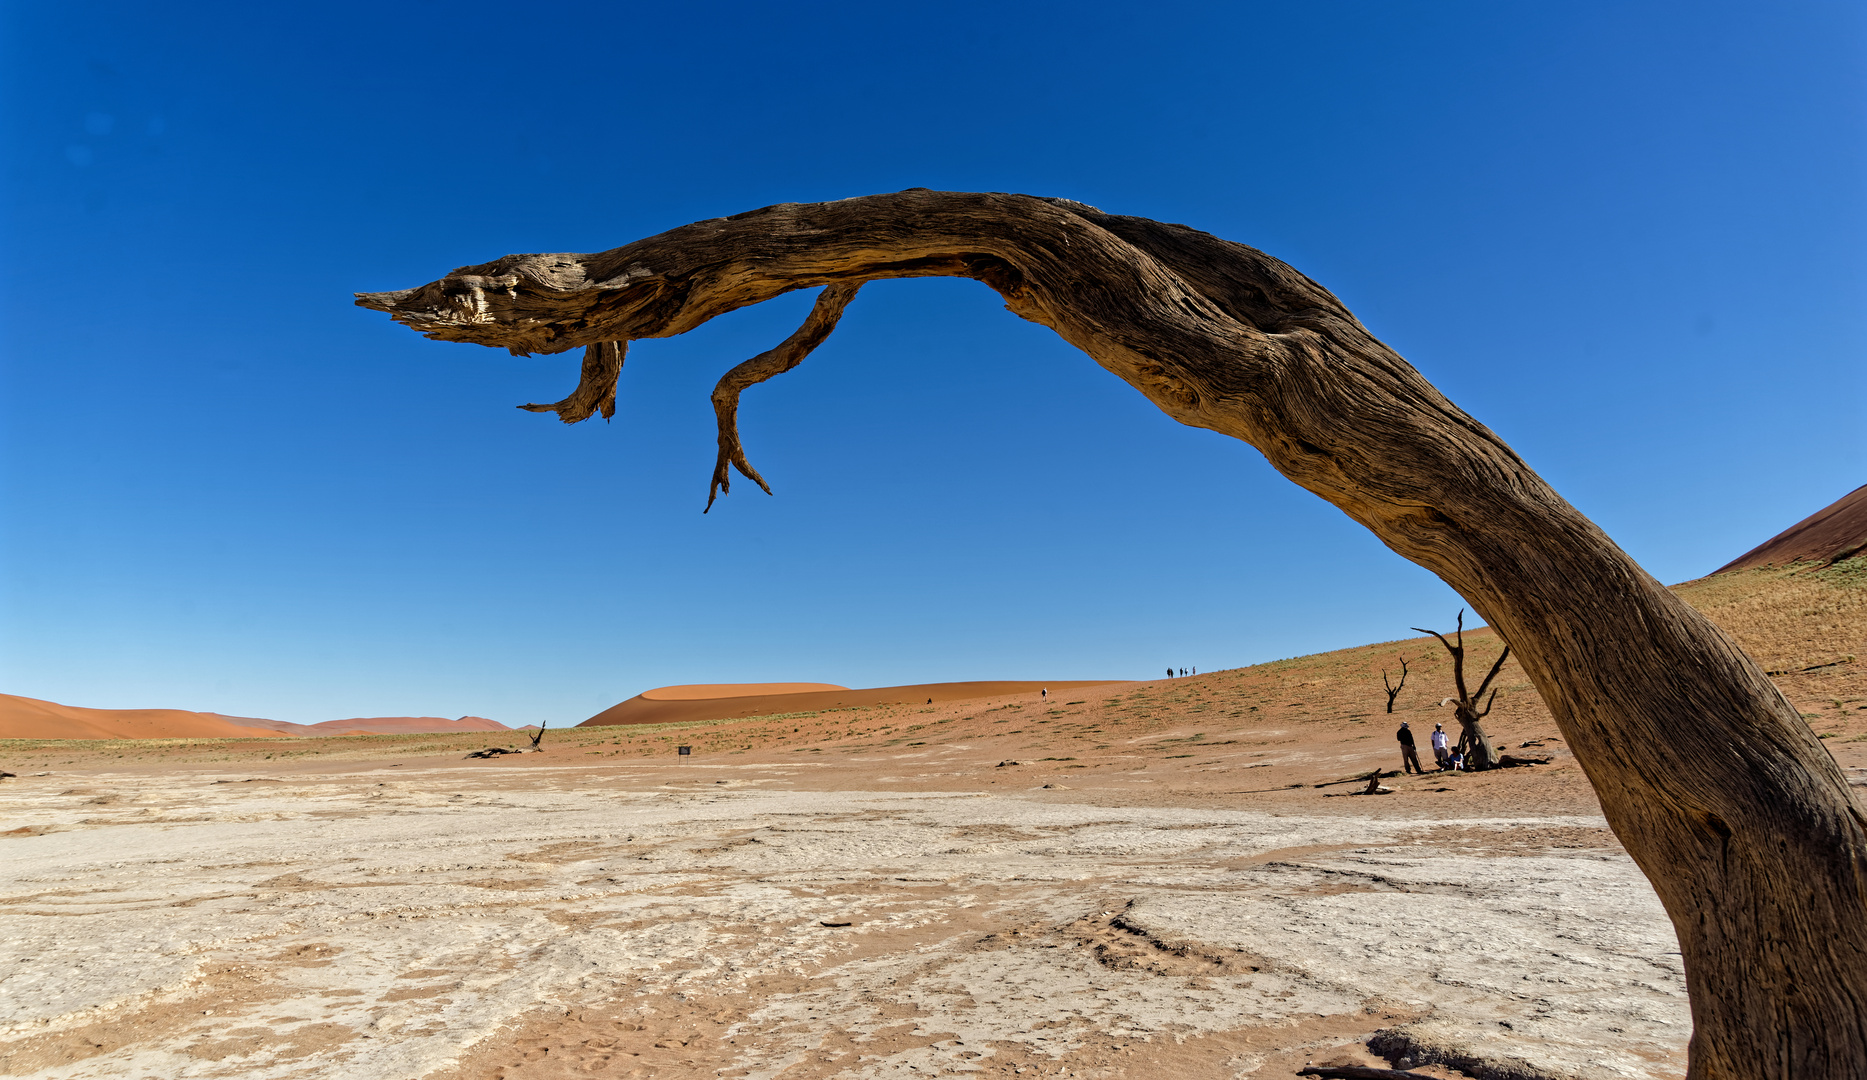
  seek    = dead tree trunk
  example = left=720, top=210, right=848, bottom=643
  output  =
left=1382, top=657, right=1409, bottom=714
left=1414, top=611, right=1507, bottom=770
left=357, top=189, right=1867, bottom=1078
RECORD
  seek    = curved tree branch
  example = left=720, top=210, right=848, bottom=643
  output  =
left=1472, top=643, right=1512, bottom=703
left=356, top=189, right=1867, bottom=1078
left=706, top=281, right=862, bottom=512
left=1412, top=610, right=1474, bottom=703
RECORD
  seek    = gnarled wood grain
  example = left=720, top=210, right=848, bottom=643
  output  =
left=357, top=189, right=1866, bottom=1078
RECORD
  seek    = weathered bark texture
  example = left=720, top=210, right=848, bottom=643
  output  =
left=357, top=190, right=1867, bottom=1078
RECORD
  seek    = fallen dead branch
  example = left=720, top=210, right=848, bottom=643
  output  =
left=1496, top=754, right=1552, bottom=768
left=1314, top=769, right=1400, bottom=789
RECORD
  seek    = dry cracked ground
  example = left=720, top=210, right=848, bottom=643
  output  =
left=0, top=760, right=1691, bottom=1080
left=3, top=562, right=1862, bottom=1080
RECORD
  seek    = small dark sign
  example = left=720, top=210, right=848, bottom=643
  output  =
left=677, top=746, right=692, bottom=756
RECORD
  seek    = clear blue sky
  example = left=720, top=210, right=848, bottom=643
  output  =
left=2, top=2, right=1861, bottom=725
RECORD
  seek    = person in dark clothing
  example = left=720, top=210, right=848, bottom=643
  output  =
left=1166, top=667, right=1174, bottom=679
left=1397, top=720, right=1424, bottom=774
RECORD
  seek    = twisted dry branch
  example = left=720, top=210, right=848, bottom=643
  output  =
left=1413, top=610, right=1511, bottom=716
left=519, top=340, right=627, bottom=423
left=706, top=282, right=863, bottom=512
left=1471, top=642, right=1512, bottom=717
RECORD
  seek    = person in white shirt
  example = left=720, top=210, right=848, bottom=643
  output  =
left=1431, top=723, right=1451, bottom=770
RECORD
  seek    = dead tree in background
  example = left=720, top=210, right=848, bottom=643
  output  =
left=1412, top=611, right=1507, bottom=768
left=357, top=189, right=1867, bottom=1078
left=529, top=719, right=548, bottom=751
left=1381, top=657, right=1409, bottom=714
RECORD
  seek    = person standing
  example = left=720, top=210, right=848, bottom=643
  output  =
left=1430, top=723, right=1450, bottom=770
left=1041, top=688, right=1048, bottom=702
left=1397, top=720, right=1424, bottom=774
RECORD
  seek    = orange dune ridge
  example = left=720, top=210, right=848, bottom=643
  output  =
left=580, top=680, right=1119, bottom=728
left=1716, top=483, right=1867, bottom=572
left=641, top=683, right=848, bottom=701
left=0, top=692, right=288, bottom=741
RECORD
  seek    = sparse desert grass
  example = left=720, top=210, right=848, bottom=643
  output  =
left=1669, top=560, right=1866, bottom=673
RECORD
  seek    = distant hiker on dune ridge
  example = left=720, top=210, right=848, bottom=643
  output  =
left=1397, top=720, right=1424, bottom=774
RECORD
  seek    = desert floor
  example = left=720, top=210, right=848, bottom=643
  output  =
left=3, top=564, right=1863, bottom=1080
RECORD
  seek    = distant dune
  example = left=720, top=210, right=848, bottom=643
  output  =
left=0, top=695, right=511, bottom=741
left=231, top=715, right=512, bottom=736
left=581, top=680, right=1119, bottom=728
left=1717, top=483, right=1867, bottom=573
left=0, top=693, right=289, bottom=741
left=305, top=716, right=511, bottom=735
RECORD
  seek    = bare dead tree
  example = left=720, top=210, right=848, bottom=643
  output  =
left=528, top=719, right=548, bottom=751
left=1412, top=611, right=1508, bottom=768
left=356, top=190, right=1867, bottom=1078
left=1381, top=656, right=1409, bottom=713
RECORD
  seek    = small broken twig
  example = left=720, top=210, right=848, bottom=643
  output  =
left=519, top=340, right=627, bottom=423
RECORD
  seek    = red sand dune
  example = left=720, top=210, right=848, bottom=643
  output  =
left=581, top=681, right=1119, bottom=728
left=0, top=693, right=288, bottom=741
left=1716, top=483, right=1867, bottom=573
left=642, top=683, right=848, bottom=701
